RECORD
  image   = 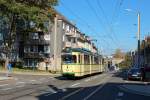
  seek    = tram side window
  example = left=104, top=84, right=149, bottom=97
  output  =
left=62, top=55, right=77, bottom=63
left=94, top=57, right=99, bottom=64
left=78, top=55, right=81, bottom=64
left=72, top=55, right=77, bottom=63
left=84, top=55, right=90, bottom=64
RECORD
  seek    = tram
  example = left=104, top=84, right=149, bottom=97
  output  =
left=61, top=48, right=105, bottom=77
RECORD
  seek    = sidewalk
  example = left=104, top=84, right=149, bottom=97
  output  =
left=0, top=70, right=60, bottom=76
left=120, top=84, right=150, bottom=96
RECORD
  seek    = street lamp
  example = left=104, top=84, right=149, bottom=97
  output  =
left=125, top=9, right=141, bottom=68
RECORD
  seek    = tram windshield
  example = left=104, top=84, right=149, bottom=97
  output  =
left=62, top=55, right=77, bottom=64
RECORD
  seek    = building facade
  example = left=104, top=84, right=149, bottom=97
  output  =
left=0, top=10, right=99, bottom=72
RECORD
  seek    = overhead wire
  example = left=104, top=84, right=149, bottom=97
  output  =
left=96, top=0, right=122, bottom=48
left=59, top=0, right=113, bottom=53
left=86, top=0, right=120, bottom=50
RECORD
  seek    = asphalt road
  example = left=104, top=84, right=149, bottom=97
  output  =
left=0, top=71, right=150, bottom=100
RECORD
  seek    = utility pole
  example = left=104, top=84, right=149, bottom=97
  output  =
left=137, top=12, right=140, bottom=68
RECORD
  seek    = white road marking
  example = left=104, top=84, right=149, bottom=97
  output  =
left=14, top=78, right=18, bottom=80
left=83, top=83, right=105, bottom=100
left=1, top=88, right=12, bottom=91
left=0, top=84, right=9, bottom=87
left=30, top=80, right=36, bottom=82
left=118, top=92, right=124, bottom=97
left=16, top=82, right=25, bottom=85
left=85, top=79, right=91, bottom=82
left=70, top=83, right=80, bottom=87
left=44, top=93, right=54, bottom=96
left=83, top=75, right=111, bottom=100
left=39, top=78, right=46, bottom=81
left=93, top=76, right=97, bottom=79
left=44, top=88, right=57, bottom=96
left=62, top=88, right=67, bottom=92
left=59, top=88, right=84, bottom=100
left=16, top=85, right=25, bottom=88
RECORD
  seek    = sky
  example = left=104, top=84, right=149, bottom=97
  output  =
left=55, top=0, right=150, bottom=55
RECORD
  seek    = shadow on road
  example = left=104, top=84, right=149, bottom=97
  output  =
left=35, top=81, right=150, bottom=100
left=55, top=72, right=103, bottom=81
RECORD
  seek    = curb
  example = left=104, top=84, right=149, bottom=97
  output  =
left=0, top=71, right=61, bottom=76
left=119, top=85, right=150, bottom=97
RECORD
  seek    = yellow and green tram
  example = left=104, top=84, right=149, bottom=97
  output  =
left=61, top=48, right=105, bottom=77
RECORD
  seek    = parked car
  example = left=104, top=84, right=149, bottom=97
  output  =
left=127, top=68, right=142, bottom=80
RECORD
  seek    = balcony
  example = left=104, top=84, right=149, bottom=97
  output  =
left=65, top=30, right=75, bottom=36
left=25, top=39, right=50, bottom=45
left=64, top=42, right=72, bottom=48
left=24, top=52, right=50, bottom=59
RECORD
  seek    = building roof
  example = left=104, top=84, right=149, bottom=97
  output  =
left=55, top=10, right=77, bottom=28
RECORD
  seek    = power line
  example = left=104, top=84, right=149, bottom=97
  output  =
left=59, top=1, right=113, bottom=51
left=86, top=0, right=120, bottom=47
left=111, top=0, right=124, bottom=24
left=96, top=0, right=121, bottom=48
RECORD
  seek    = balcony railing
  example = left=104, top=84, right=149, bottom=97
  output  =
left=64, top=42, right=72, bottom=47
left=25, top=39, right=50, bottom=45
left=24, top=52, right=50, bottom=59
left=65, top=30, right=75, bottom=36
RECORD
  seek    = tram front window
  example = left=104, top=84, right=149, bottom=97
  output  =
left=62, top=55, right=77, bottom=64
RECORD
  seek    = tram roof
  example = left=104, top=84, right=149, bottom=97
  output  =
left=62, top=48, right=100, bottom=56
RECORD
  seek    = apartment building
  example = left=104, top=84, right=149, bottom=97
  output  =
left=0, top=10, right=98, bottom=71
left=18, top=29, right=51, bottom=70
left=49, top=11, right=98, bottom=72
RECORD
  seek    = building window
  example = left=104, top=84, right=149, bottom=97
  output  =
left=73, top=38, right=76, bottom=43
left=31, top=33, right=39, bottom=39
left=67, top=37, right=71, bottom=42
left=33, top=46, right=38, bottom=52
left=63, top=35, right=65, bottom=42
left=24, top=46, right=30, bottom=53
left=44, top=46, right=50, bottom=53
left=63, top=22, right=65, bottom=29
left=66, top=25, right=69, bottom=32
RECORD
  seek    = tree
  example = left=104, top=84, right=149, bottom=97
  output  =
left=0, top=0, right=58, bottom=69
left=119, top=52, right=132, bottom=69
left=113, top=49, right=124, bottom=59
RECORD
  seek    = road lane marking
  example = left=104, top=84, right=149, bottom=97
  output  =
left=70, top=83, right=80, bottom=87
left=83, top=75, right=111, bottom=100
left=16, top=85, right=25, bottom=88
left=0, top=84, right=9, bottom=87
left=39, top=78, right=46, bottom=81
left=85, top=79, right=91, bottom=82
left=59, top=88, right=84, bottom=100
left=118, top=92, right=124, bottom=96
left=1, top=88, right=12, bottom=91
left=44, top=88, right=57, bottom=96
left=93, top=76, right=97, bottom=79
left=30, top=80, right=36, bottom=82
left=83, top=83, right=105, bottom=100
left=16, top=82, right=25, bottom=85
left=62, top=88, right=67, bottom=92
